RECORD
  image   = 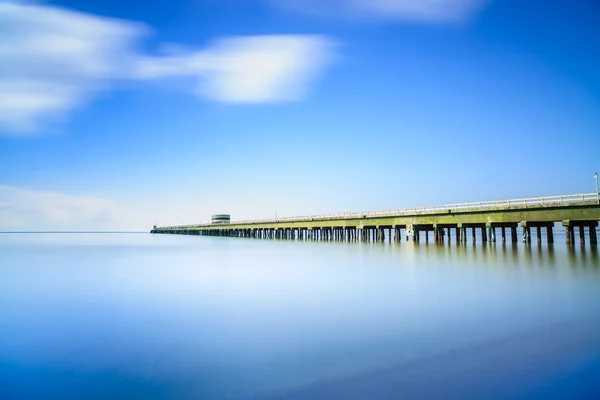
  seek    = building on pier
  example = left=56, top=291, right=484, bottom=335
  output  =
left=211, top=214, right=231, bottom=225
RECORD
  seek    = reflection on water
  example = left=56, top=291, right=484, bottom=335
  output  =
left=0, top=233, right=599, bottom=399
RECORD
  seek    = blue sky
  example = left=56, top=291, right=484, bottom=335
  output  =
left=1, top=0, right=599, bottom=230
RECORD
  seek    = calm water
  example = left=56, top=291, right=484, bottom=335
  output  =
left=1, top=233, right=600, bottom=399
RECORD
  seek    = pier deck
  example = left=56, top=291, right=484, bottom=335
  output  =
left=152, top=193, right=600, bottom=244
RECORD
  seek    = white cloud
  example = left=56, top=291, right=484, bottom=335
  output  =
left=0, top=185, right=126, bottom=230
left=135, top=35, right=334, bottom=103
left=271, top=0, right=488, bottom=23
left=0, top=1, right=334, bottom=134
left=0, top=2, right=145, bottom=133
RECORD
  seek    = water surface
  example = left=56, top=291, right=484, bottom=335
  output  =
left=1, top=233, right=599, bottom=399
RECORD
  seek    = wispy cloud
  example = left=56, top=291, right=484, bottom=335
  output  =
left=135, top=35, right=334, bottom=103
left=270, top=0, right=488, bottom=23
left=0, top=185, right=125, bottom=230
left=0, top=1, right=144, bottom=133
left=0, top=1, right=334, bottom=134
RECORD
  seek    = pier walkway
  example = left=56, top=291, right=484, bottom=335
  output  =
left=152, top=193, right=600, bottom=245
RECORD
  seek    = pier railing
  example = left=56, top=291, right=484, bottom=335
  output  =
left=162, top=193, right=599, bottom=229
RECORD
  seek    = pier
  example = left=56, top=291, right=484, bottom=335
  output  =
left=152, top=193, right=600, bottom=245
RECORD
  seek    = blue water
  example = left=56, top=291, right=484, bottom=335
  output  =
left=1, top=233, right=599, bottom=399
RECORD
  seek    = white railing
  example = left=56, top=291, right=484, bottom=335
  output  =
left=159, top=192, right=599, bottom=229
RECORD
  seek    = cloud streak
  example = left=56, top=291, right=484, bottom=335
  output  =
left=271, top=0, right=488, bottom=23
left=0, top=185, right=124, bottom=231
left=135, top=35, right=334, bottom=103
left=0, top=1, right=334, bottom=134
left=0, top=1, right=144, bottom=133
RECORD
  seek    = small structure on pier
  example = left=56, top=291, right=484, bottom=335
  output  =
left=211, top=214, right=231, bottom=225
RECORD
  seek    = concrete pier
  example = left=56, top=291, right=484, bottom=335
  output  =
left=152, top=193, right=600, bottom=246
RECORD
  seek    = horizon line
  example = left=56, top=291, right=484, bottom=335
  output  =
left=0, top=231, right=148, bottom=234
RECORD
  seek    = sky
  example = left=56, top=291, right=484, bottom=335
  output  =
left=0, top=0, right=599, bottom=230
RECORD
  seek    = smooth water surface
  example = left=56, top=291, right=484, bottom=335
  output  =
left=1, top=233, right=599, bottom=399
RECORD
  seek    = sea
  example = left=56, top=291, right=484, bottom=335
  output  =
left=1, top=232, right=599, bottom=399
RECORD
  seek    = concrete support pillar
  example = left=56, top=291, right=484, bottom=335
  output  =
left=590, top=227, right=597, bottom=245
left=501, top=227, right=506, bottom=243
left=481, top=227, right=487, bottom=243
left=536, top=226, right=542, bottom=244
left=471, top=227, right=476, bottom=243
left=579, top=226, right=585, bottom=245
left=546, top=224, right=554, bottom=243
left=569, top=226, right=575, bottom=244
left=511, top=227, right=517, bottom=243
